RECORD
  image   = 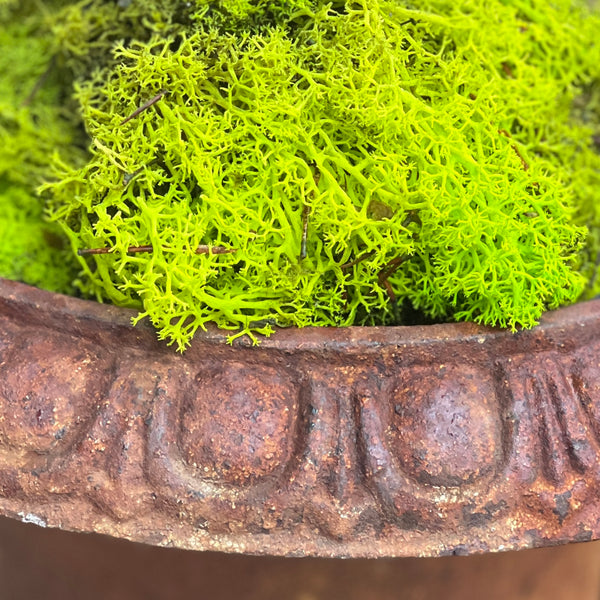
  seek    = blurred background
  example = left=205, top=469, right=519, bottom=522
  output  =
left=0, top=515, right=599, bottom=600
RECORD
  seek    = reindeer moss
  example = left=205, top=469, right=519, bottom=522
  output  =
left=3, top=0, right=600, bottom=348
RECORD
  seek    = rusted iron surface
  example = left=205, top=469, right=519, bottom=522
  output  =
left=0, top=278, right=599, bottom=557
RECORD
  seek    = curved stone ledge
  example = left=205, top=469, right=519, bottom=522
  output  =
left=0, top=277, right=599, bottom=557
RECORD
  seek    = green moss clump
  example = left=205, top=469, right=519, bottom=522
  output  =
left=5, top=0, right=600, bottom=349
left=0, top=5, right=84, bottom=293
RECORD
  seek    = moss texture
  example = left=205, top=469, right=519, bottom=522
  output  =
left=2, top=0, right=600, bottom=348
left=0, top=3, right=85, bottom=292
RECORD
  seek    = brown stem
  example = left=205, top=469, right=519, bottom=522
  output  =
left=340, top=250, right=376, bottom=270
left=120, top=90, right=167, bottom=126
left=78, top=244, right=236, bottom=256
left=377, top=254, right=410, bottom=317
left=378, top=255, right=409, bottom=283
left=501, top=62, right=515, bottom=78
left=498, top=129, right=530, bottom=171
left=381, top=279, right=397, bottom=304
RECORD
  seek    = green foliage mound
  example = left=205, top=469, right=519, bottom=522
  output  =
left=4, top=0, right=600, bottom=348
left=0, top=7, right=82, bottom=293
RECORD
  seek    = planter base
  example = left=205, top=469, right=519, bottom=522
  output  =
left=1, top=279, right=600, bottom=556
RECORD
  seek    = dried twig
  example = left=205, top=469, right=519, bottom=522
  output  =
left=340, top=250, right=376, bottom=270
left=377, top=254, right=409, bottom=318
left=120, top=90, right=167, bottom=126
left=378, top=255, right=409, bottom=284
left=498, top=128, right=530, bottom=172
left=78, top=244, right=236, bottom=256
left=501, top=62, right=515, bottom=79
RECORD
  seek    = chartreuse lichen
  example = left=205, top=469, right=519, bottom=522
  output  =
left=3, top=0, right=600, bottom=349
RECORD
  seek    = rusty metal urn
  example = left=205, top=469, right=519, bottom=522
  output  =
left=0, top=277, right=599, bottom=557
